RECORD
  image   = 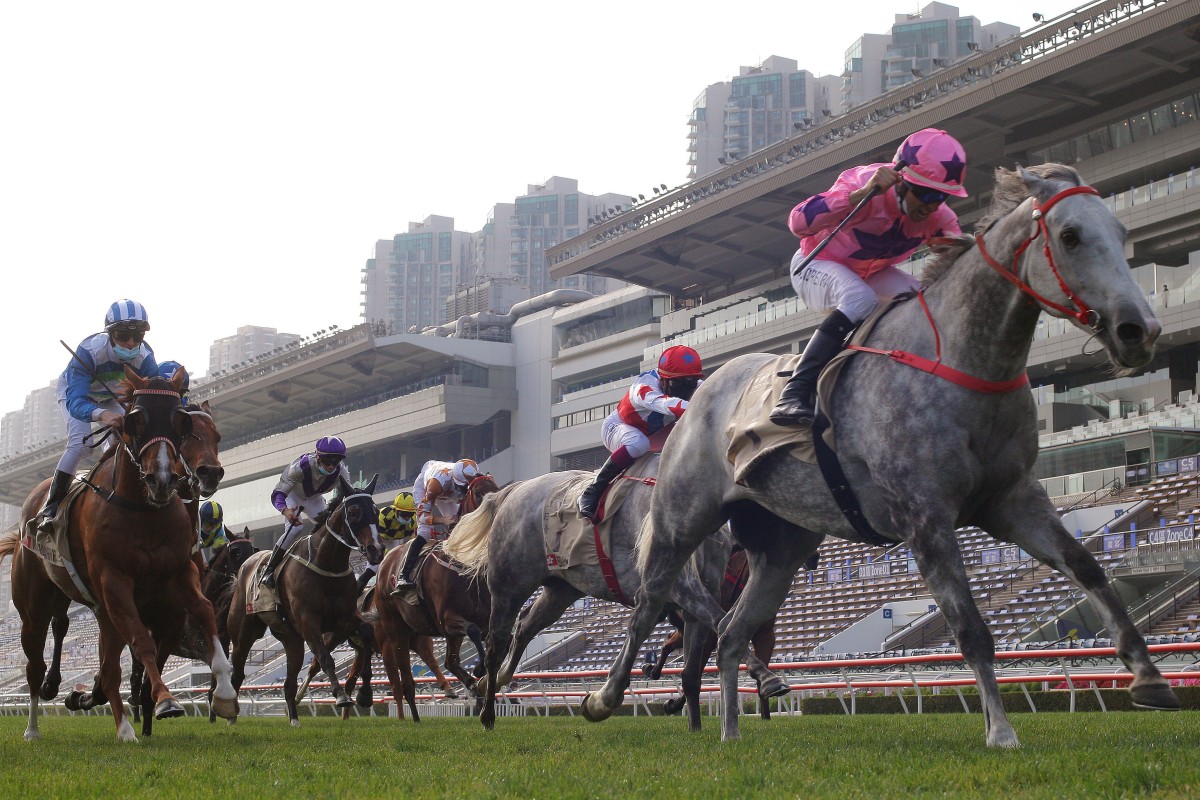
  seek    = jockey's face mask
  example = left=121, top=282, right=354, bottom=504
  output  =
left=664, top=376, right=699, bottom=401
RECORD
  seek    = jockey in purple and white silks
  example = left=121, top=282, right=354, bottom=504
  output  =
left=392, top=457, right=479, bottom=591
left=259, top=436, right=351, bottom=588
left=35, top=299, right=158, bottom=533
left=770, top=128, right=967, bottom=427
left=577, top=345, right=704, bottom=522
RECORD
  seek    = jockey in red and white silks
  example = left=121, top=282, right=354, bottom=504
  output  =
left=578, top=346, right=704, bottom=522
left=601, top=369, right=694, bottom=461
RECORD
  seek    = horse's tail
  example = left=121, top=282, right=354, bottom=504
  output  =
left=445, top=481, right=521, bottom=576
left=0, top=527, right=20, bottom=566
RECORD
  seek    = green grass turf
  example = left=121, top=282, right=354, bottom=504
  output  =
left=1, top=710, right=1197, bottom=799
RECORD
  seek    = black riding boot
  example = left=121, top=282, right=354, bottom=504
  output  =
left=259, top=542, right=288, bottom=589
left=392, top=539, right=425, bottom=593
left=769, top=310, right=856, bottom=427
left=36, top=470, right=75, bottom=533
left=578, top=456, right=629, bottom=522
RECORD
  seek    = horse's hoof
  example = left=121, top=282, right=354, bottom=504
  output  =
left=23, top=728, right=40, bottom=742
left=442, top=689, right=459, bottom=699
left=355, top=689, right=373, bottom=708
left=212, top=694, right=239, bottom=721
left=64, top=691, right=82, bottom=712
left=335, top=693, right=354, bottom=709
left=758, top=675, right=791, bottom=699
left=1131, top=683, right=1180, bottom=711
left=290, top=718, right=301, bottom=728
left=579, top=693, right=613, bottom=723
left=116, top=719, right=138, bottom=743
left=987, top=729, right=1021, bottom=749
left=154, top=698, right=185, bottom=720
left=39, top=682, right=59, bottom=702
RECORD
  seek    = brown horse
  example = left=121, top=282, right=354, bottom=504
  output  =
left=370, top=473, right=500, bottom=721
left=227, top=475, right=383, bottom=725
left=0, top=368, right=238, bottom=742
left=644, top=546, right=778, bottom=722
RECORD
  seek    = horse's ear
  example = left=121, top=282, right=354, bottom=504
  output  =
left=172, top=406, right=193, bottom=438
left=200, top=400, right=213, bottom=417
left=1016, top=164, right=1050, bottom=199
left=123, top=364, right=144, bottom=386
left=365, top=473, right=378, bottom=495
left=337, top=474, right=353, bottom=496
left=170, top=367, right=187, bottom=394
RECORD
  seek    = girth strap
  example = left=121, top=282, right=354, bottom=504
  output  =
left=811, top=415, right=896, bottom=548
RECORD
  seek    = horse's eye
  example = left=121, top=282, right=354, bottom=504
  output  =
left=1059, top=227, right=1080, bottom=248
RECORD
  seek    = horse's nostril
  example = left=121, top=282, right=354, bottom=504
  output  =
left=1116, top=322, right=1146, bottom=344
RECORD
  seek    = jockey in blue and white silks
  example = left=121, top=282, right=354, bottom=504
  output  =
left=36, top=300, right=158, bottom=532
left=260, top=436, right=351, bottom=588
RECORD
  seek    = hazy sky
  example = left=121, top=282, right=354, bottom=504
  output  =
left=2, top=0, right=1053, bottom=417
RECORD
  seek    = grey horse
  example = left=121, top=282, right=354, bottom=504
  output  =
left=581, top=164, right=1180, bottom=748
left=446, top=462, right=786, bottom=731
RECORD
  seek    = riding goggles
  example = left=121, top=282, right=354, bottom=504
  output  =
left=317, top=455, right=343, bottom=467
left=903, top=182, right=949, bottom=205
left=110, top=325, right=146, bottom=343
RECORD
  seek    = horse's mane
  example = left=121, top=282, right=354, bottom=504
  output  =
left=919, top=162, right=1085, bottom=287
left=311, top=494, right=342, bottom=528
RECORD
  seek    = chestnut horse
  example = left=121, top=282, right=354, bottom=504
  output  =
left=227, top=475, right=383, bottom=725
left=0, top=368, right=238, bottom=742
left=371, top=473, right=500, bottom=721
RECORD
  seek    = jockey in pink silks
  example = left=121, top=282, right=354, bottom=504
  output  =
left=770, top=128, right=968, bottom=426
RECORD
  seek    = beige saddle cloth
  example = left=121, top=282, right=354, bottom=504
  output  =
left=724, top=299, right=897, bottom=485
left=541, top=456, right=656, bottom=571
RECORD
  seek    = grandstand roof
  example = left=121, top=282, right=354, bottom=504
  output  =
left=548, top=0, right=1200, bottom=301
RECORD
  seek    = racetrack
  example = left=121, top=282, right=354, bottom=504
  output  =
left=3, top=711, right=1198, bottom=799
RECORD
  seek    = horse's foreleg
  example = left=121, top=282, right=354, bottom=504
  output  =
left=169, top=570, right=239, bottom=721
left=42, top=613, right=69, bottom=702
left=714, top=540, right=807, bottom=742
left=18, top=609, right=51, bottom=741
left=414, top=635, right=455, bottom=698
left=752, top=620, right=778, bottom=721
left=499, top=582, right=579, bottom=688
left=95, top=619, right=137, bottom=742
left=94, top=574, right=179, bottom=722
left=678, top=617, right=715, bottom=732
left=280, top=634, right=305, bottom=726
left=583, top=512, right=705, bottom=722
left=984, top=481, right=1179, bottom=713
left=354, top=620, right=375, bottom=710
left=908, top=524, right=1018, bottom=748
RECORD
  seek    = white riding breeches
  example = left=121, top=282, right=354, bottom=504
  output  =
left=791, top=256, right=919, bottom=325
left=278, top=493, right=328, bottom=546
left=601, top=418, right=651, bottom=459
left=55, top=397, right=122, bottom=474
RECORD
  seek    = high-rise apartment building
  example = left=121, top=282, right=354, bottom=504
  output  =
left=482, top=178, right=623, bottom=298
left=363, top=216, right=477, bottom=335
left=689, top=57, right=841, bottom=179
left=690, top=6, right=1019, bottom=175
left=0, top=382, right=63, bottom=458
left=843, top=3, right=1017, bottom=109
left=209, top=325, right=302, bottom=376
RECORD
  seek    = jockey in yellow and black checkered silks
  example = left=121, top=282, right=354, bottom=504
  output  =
left=359, top=491, right=417, bottom=593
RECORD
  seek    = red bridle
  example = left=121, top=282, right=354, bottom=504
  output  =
left=974, top=185, right=1101, bottom=329
left=849, top=184, right=1103, bottom=394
